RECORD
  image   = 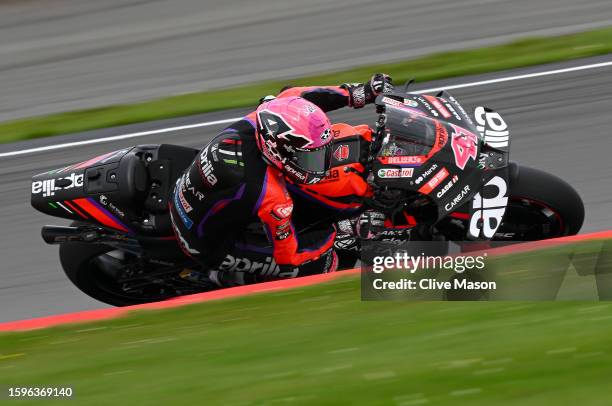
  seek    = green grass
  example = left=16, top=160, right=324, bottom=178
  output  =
left=2, top=27, right=612, bottom=144
left=1, top=240, right=611, bottom=405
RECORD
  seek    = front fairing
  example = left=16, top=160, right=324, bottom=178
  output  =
left=374, top=92, right=511, bottom=239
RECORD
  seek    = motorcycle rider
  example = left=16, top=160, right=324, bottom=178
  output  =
left=169, top=74, right=394, bottom=279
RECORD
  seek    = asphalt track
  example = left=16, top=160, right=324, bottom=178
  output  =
left=2, top=0, right=612, bottom=121
left=1, top=57, right=612, bottom=322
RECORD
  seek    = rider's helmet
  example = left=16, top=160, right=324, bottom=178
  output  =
left=255, top=97, right=333, bottom=184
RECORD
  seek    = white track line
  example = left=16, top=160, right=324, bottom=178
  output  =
left=417, top=60, right=612, bottom=93
left=2, top=60, right=612, bottom=159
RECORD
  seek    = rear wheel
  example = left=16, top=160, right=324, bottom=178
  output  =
left=495, top=165, right=584, bottom=240
left=60, top=242, right=182, bottom=306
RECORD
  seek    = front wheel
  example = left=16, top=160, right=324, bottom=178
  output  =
left=495, top=165, right=585, bottom=240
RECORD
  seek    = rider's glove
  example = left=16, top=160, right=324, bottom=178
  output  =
left=342, top=73, right=394, bottom=108
left=355, top=210, right=386, bottom=240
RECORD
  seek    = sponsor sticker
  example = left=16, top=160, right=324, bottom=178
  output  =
left=378, top=168, right=414, bottom=178
left=178, top=188, right=193, bottom=213
left=424, top=95, right=452, bottom=119
left=32, top=173, right=84, bottom=197
left=444, top=184, right=471, bottom=212
left=403, top=98, right=419, bottom=107
left=320, top=128, right=331, bottom=140
left=435, top=175, right=459, bottom=199
left=334, top=144, right=349, bottom=161
left=469, top=176, right=508, bottom=238
left=99, top=195, right=126, bottom=218
left=271, top=202, right=293, bottom=220
left=450, top=125, right=478, bottom=170
left=218, top=255, right=298, bottom=278
left=382, top=96, right=402, bottom=107
left=474, top=106, right=509, bottom=148
left=199, top=146, right=218, bottom=186
left=418, top=167, right=449, bottom=195
left=380, top=156, right=425, bottom=166
left=284, top=164, right=307, bottom=181
left=414, top=164, right=439, bottom=185
left=173, top=189, right=194, bottom=229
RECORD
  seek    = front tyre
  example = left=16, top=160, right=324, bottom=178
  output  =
left=496, top=165, right=585, bottom=240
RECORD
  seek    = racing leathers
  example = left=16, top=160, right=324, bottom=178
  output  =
left=169, top=83, right=381, bottom=278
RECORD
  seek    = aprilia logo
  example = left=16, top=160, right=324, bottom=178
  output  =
left=32, top=173, right=83, bottom=197
left=218, top=255, right=299, bottom=278
left=474, top=107, right=509, bottom=148
left=469, top=176, right=508, bottom=238
left=199, top=146, right=218, bottom=186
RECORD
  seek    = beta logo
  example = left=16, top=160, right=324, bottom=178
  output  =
left=334, top=144, right=349, bottom=161
left=378, top=168, right=414, bottom=178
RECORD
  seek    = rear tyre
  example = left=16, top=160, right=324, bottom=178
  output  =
left=60, top=241, right=158, bottom=306
left=60, top=221, right=185, bottom=306
left=60, top=242, right=143, bottom=306
left=496, top=165, right=585, bottom=240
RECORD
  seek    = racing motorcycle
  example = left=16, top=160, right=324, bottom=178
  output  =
left=31, top=90, right=585, bottom=306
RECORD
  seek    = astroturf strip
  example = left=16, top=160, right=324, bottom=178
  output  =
left=0, top=239, right=611, bottom=405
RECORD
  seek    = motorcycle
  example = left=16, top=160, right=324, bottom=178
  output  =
left=31, top=90, right=585, bottom=306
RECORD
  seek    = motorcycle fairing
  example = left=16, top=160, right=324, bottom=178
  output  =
left=31, top=144, right=198, bottom=236
left=465, top=107, right=511, bottom=240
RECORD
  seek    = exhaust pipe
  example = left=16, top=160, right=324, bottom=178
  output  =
left=41, top=226, right=100, bottom=244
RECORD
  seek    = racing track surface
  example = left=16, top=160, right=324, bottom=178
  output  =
left=2, top=0, right=612, bottom=121
left=1, top=57, right=612, bottom=322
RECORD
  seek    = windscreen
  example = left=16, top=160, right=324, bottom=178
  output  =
left=378, top=107, right=437, bottom=157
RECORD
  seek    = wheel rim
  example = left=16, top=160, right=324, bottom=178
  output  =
left=84, top=250, right=179, bottom=303
left=495, top=197, right=565, bottom=241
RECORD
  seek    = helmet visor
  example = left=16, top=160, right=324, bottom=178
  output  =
left=293, top=144, right=333, bottom=175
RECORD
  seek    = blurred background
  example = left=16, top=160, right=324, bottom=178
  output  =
left=1, top=0, right=612, bottom=324
left=2, top=2, right=612, bottom=403
left=2, top=0, right=612, bottom=121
